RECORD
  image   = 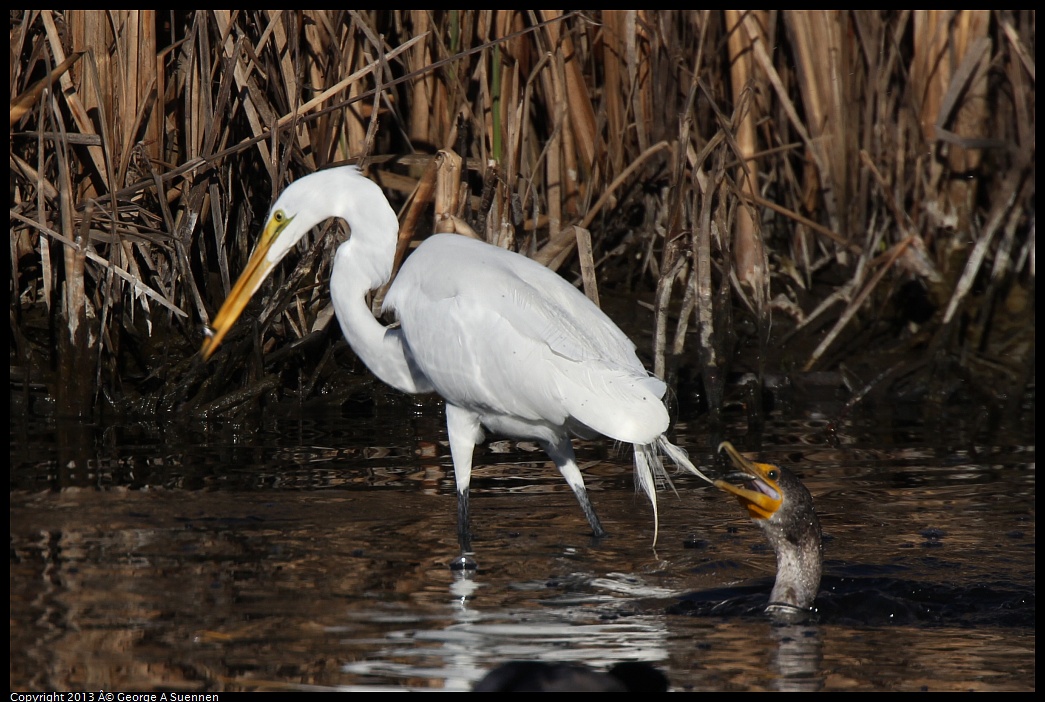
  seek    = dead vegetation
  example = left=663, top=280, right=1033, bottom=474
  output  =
left=9, top=11, right=1035, bottom=423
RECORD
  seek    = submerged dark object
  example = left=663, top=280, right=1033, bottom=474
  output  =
left=473, top=660, right=669, bottom=692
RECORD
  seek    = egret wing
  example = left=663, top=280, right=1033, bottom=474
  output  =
left=383, top=235, right=668, bottom=443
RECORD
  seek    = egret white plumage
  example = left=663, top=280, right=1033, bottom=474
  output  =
left=201, top=166, right=712, bottom=560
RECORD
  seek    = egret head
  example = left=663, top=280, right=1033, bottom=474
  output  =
left=200, top=166, right=398, bottom=360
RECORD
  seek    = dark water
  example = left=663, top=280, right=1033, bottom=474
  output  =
left=10, top=387, right=1035, bottom=691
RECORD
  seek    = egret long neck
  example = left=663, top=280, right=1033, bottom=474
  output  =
left=328, top=233, right=432, bottom=395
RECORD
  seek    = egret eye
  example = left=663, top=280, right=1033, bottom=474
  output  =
left=273, top=210, right=285, bottom=223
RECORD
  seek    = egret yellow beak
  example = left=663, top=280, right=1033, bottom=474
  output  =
left=714, top=441, right=784, bottom=520
left=200, top=212, right=294, bottom=360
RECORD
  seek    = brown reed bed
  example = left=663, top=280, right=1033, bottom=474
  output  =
left=10, top=11, right=1035, bottom=425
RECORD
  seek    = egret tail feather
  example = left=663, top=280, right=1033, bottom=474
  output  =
left=633, top=447, right=662, bottom=546
left=633, top=438, right=714, bottom=547
left=654, top=437, right=714, bottom=484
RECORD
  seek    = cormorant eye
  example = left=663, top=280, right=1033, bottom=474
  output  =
left=767, top=469, right=778, bottom=481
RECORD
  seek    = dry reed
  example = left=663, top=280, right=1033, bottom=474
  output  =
left=9, top=10, right=1035, bottom=421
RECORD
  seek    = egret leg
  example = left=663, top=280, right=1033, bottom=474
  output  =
left=445, top=404, right=485, bottom=556
left=542, top=436, right=606, bottom=538
left=456, top=489, right=471, bottom=554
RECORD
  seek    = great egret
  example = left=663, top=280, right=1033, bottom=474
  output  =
left=715, top=441, right=822, bottom=615
left=201, top=165, right=712, bottom=560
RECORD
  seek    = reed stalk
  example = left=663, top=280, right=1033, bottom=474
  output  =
left=10, top=11, right=1034, bottom=419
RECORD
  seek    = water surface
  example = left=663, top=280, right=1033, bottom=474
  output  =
left=10, top=389, right=1035, bottom=691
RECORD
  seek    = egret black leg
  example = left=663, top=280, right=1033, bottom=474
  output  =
left=446, top=404, right=483, bottom=569
left=449, top=489, right=477, bottom=570
left=543, top=437, right=606, bottom=538
left=573, top=485, right=606, bottom=538
left=457, top=489, right=472, bottom=554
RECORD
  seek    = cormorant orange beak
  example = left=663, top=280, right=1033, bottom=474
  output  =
left=714, top=441, right=784, bottom=520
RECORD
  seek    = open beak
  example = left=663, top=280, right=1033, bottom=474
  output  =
left=200, top=214, right=288, bottom=360
left=714, top=441, right=783, bottom=520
